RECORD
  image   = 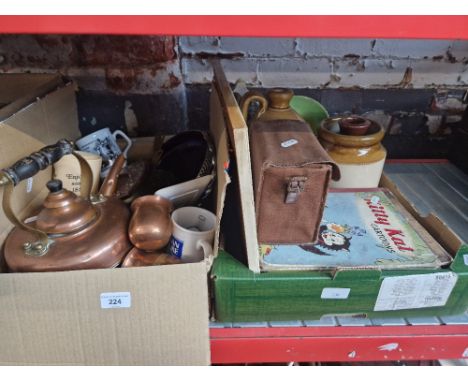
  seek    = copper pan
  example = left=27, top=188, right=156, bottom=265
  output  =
left=121, top=247, right=181, bottom=267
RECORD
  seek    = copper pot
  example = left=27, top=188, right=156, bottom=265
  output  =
left=0, top=140, right=132, bottom=272
left=128, top=195, right=173, bottom=251
left=121, top=247, right=181, bottom=268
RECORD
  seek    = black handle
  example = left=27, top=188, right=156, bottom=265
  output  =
left=2, top=139, right=74, bottom=186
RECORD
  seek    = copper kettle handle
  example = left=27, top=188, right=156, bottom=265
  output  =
left=240, top=90, right=268, bottom=122
left=0, top=140, right=93, bottom=256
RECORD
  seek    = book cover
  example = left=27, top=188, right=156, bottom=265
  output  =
left=260, top=189, right=452, bottom=271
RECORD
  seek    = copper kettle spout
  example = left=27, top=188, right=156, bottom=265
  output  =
left=99, top=154, right=126, bottom=197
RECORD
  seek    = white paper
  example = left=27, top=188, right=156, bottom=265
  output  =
left=374, top=272, right=458, bottom=311
left=100, top=292, right=131, bottom=309
left=463, top=254, right=468, bottom=266
left=321, top=287, right=351, bottom=299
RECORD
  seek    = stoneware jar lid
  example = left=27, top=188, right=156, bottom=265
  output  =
left=319, top=116, right=385, bottom=148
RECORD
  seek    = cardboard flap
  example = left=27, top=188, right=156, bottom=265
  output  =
left=380, top=173, right=463, bottom=256
left=0, top=74, right=63, bottom=109
left=2, top=82, right=80, bottom=144
left=0, top=74, right=65, bottom=123
left=0, top=263, right=210, bottom=365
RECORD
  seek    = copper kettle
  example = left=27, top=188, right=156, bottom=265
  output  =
left=240, top=88, right=304, bottom=122
left=0, top=140, right=132, bottom=272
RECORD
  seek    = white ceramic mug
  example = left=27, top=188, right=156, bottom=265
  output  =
left=75, top=127, right=132, bottom=177
left=53, top=151, right=102, bottom=195
left=168, top=207, right=217, bottom=263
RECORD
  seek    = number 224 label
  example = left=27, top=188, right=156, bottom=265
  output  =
left=100, top=292, right=131, bottom=309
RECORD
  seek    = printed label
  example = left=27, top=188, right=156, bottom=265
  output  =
left=169, top=236, right=184, bottom=258
left=26, top=177, right=33, bottom=193
left=100, top=292, right=131, bottom=309
left=321, top=287, right=351, bottom=299
left=463, top=254, right=468, bottom=266
left=374, top=272, right=458, bottom=311
left=281, top=139, right=298, bottom=148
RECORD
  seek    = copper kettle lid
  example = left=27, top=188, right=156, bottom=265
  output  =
left=35, top=179, right=98, bottom=235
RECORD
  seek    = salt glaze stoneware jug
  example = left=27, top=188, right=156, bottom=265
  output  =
left=1, top=140, right=132, bottom=272
left=318, top=115, right=387, bottom=188
left=240, top=88, right=305, bottom=122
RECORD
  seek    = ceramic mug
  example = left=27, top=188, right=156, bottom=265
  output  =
left=168, top=206, right=217, bottom=263
left=75, top=127, right=132, bottom=177
left=53, top=151, right=102, bottom=195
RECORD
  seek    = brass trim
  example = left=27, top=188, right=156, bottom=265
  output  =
left=1, top=174, right=53, bottom=256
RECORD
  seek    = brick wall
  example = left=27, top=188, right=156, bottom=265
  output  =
left=180, top=37, right=468, bottom=88
left=0, top=35, right=466, bottom=145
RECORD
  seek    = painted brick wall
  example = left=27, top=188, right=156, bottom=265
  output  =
left=0, top=35, right=466, bottom=141
left=2, top=35, right=465, bottom=92
left=180, top=37, right=468, bottom=88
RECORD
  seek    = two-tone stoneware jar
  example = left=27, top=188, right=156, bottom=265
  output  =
left=318, top=115, right=386, bottom=188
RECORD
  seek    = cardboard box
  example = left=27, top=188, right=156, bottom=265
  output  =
left=211, top=62, right=468, bottom=322
left=213, top=164, right=468, bottom=322
left=0, top=74, right=231, bottom=365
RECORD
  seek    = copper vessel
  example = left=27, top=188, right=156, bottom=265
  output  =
left=128, top=195, right=173, bottom=251
left=121, top=247, right=181, bottom=268
left=240, top=88, right=304, bottom=122
left=0, top=141, right=132, bottom=272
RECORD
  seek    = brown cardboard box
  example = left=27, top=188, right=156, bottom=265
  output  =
left=0, top=74, right=231, bottom=365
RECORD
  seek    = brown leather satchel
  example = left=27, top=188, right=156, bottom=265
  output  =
left=250, top=119, right=340, bottom=244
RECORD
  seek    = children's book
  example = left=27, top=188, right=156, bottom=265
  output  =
left=260, top=189, right=452, bottom=271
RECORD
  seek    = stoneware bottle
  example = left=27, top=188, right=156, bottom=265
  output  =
left=318, top=115, right=387, bottom=188
left=240, top=88, right=304, bottom=122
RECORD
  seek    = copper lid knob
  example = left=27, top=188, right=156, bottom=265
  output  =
left=35, top=179, right=98, bottom=235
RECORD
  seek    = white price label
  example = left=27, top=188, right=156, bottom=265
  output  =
left=374, top=272, right=457, bottom=311
left=100, top=292, right=131, bottom=309
left=321, top=287, right=351, bottom=299
left=463, top=254, right=468, bottom=266
left=26, top=177, right=33, bottom=193
left=281, top=139, right=298, bottom=148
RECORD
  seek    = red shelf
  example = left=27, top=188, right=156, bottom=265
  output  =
left=210, top=325, right=468, bottom=364
left=1, top=14, right=467, bottom=365
left=0, top=16, right=467, bottom=39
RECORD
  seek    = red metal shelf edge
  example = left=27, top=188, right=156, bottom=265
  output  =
left=210, top=326, right=468, bottom=364
left=0, top=16, right=467, bottom=39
